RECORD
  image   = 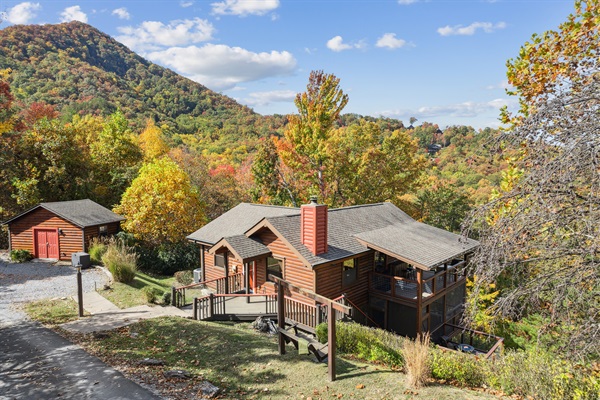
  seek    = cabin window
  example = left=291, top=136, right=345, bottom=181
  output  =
left=99, top=225, right=108, bottom=237
left=342, top=258, right=358, bottom=286
left=267, top=257, right=283, bottom=282
left=214, top=253, right=226, bottom=269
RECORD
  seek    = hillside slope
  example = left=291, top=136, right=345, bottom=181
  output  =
left=0, top=21, right=269, bottom=137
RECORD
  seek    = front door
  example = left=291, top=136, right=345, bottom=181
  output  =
left=35, top=229, right=59, bottom=259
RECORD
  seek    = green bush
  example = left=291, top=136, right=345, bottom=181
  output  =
left=488, top=348, right=600, bottom=400
left=316, top=322, right=404, bottom=368
left=88, top=238, right=108, bottom=264
left=135, top=241, right=199, bottom=275
left=174, top=270, right=194, bottom=285
left=161, top=290, right=172, bottom=306
left=430, top=348, right=487, bottom=387
left=101, top=239, right=138, bottom=283
left=10, top=249, right=33, bottom=263
left=142, top=287, right=162, bottom=304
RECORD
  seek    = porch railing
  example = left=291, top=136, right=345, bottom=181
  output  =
left=172, top=272, right=244, bottom=307
left=369, top=261, right=466, bottom=302
left=193, top=293, right=277, bottom=321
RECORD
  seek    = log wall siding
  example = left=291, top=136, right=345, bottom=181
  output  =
left=202, top=249, right=242, bottom=290
left=82, top=222, right=120, bottom=251
left=9, top=208, right=82, bottom=261
left=257, top=229, right=314, bottom=299
left=315, top=252, right=373, bottom=310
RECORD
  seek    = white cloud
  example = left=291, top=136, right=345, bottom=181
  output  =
left=147, top=44, right=297, bottom=90
left=60, top=6, right=87, bottom=23
left=398, top=0, right=418, bottom=4
left=116, top=18, right=215, bottom=52
left=437, top=21, right=506, bottom=36
left=180, top=1, right=194, bottom=7
left=211, top=0, right=279, bottom=16
left=326, top=36, right=365, bottom=52
left=6, top=2, right=41, bottom=24
left=241, top=90, right=296, bottom=107
left=60, top=5, right=88, bottom=23
left=380, top=98, right=517, bottom=119
left=376, top=33, right=407, bottom=49
left=112, top=7, right=130, bottom=20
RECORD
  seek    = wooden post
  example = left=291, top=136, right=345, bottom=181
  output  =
left=244, top=262, right=250, bottom=303
left=77, top=266, right=84, bottom=317
left=171, top=286, right=177, bottom=307
left=277, top=283, right=286, bottom=355
left=224, top=252, right=229, bottom=294
left=209, top=293, right=215, bottom=318
left=200, top=245, right=206, bottom=282
left=416, top=269, right=422, bottom=335
left=328, top=301, right=336, bottom=381
left=192, top=298, right=198, bottom=320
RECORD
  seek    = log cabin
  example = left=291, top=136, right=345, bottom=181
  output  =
left=3, top=199, right=124, bottom=261
left=187, top=197, right=479, bottom=342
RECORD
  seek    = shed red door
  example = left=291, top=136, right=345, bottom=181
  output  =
left=35, top=229, right=59, bottom=259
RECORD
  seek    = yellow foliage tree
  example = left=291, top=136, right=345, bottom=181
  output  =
left=114, top=157, right=206, bottom=244
left=138, top=119, right=169, bottom=160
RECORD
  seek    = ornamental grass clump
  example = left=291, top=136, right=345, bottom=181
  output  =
left=402, top=333, right=431, bottom=389
left=101, top=238, right=138, bottom=283
left=88, top=237, right=108, bottom=265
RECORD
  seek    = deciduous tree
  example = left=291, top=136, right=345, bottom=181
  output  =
left=114, top=157, right=206, bottom=244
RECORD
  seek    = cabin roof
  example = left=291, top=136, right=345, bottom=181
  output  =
left=3, top=199, right=124, bottom=228
left=210, top=234, right=271, bottom=260
left=187, top=203, right=299, bottom=245
left=190, top=201, right=479, bottom=270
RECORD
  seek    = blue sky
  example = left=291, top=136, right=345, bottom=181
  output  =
left=1, top=0, right=575, bottom=129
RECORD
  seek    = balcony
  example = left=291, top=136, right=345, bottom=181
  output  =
left=369, top=260, right=466, bottom=302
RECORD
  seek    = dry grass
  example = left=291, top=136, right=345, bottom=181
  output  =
left=402, top=332, right=431, bottom=389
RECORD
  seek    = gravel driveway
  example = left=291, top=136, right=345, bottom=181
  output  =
left=0, top=255, right=109, bottom=326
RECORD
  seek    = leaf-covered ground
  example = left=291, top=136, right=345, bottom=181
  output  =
left=60, top=317, right=501, bottom=399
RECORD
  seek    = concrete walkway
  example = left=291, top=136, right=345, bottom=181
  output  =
left=61, top=291, right=191, bottom=334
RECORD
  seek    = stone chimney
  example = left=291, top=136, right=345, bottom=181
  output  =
left=301, top=196, right=328, bottom=255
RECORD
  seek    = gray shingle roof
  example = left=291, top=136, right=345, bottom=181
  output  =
left=3, top=199, right=124, bottom=228
left=353, top=222, right=479, bottom=269
left=187, top=203, right=299, bottom=245
left=266, top=203, right=420, bottom=267
left=218, top=235, right=271, bottom=260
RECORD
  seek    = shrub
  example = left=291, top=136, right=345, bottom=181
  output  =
left=174, top=270, right=194, bottom=285
left=142, top=287, right=162, bottom=304
left=161, top=290, right=172, bottom=306
left=430, top=348, right=487, bottom=387
left=402, top=333, right=430, bottom=389
left=135, top=241, right=199, bottom=275
left=316, top=322, right=404, bottom=368
left=101, top=238, right=138, bottom=283
left=10, top=249, right=33, bottom=263
left=88, top=238, right=107, bottom=265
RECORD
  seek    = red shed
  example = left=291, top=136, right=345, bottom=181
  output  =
left=2, top=199, right=124, bottom=261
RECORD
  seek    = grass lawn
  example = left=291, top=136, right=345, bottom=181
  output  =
left=61, top=317, right=499, bottom=400
left=23, top=298, right=87, bottom=326
left=99, top=271, right=176, bottom=308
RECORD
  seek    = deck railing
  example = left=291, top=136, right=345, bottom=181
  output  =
left=172, top=272, right=244, bottom=307
left=193, top=293, right=277, bottom=320
left=369, top=261, right=466, bottom=302
left=438, top=323, right=504, bottom=359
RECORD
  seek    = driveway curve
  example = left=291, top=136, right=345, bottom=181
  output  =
left=0, top=258, right=163, bottom=399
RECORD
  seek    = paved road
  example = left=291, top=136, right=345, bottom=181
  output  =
left=0, top=259, right=163, bottom=399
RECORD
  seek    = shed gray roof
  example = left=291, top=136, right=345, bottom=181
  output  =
left=187, top=203, right=299, bottom=245
left=213, top=235, right=271, bottom=260
left=3, top=199, right=124, bottom=228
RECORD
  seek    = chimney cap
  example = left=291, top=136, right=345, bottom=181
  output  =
left=309, top=195, right=318, bottom=204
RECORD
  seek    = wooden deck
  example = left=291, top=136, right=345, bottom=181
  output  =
left=192, top=294, right=278, bottom=322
